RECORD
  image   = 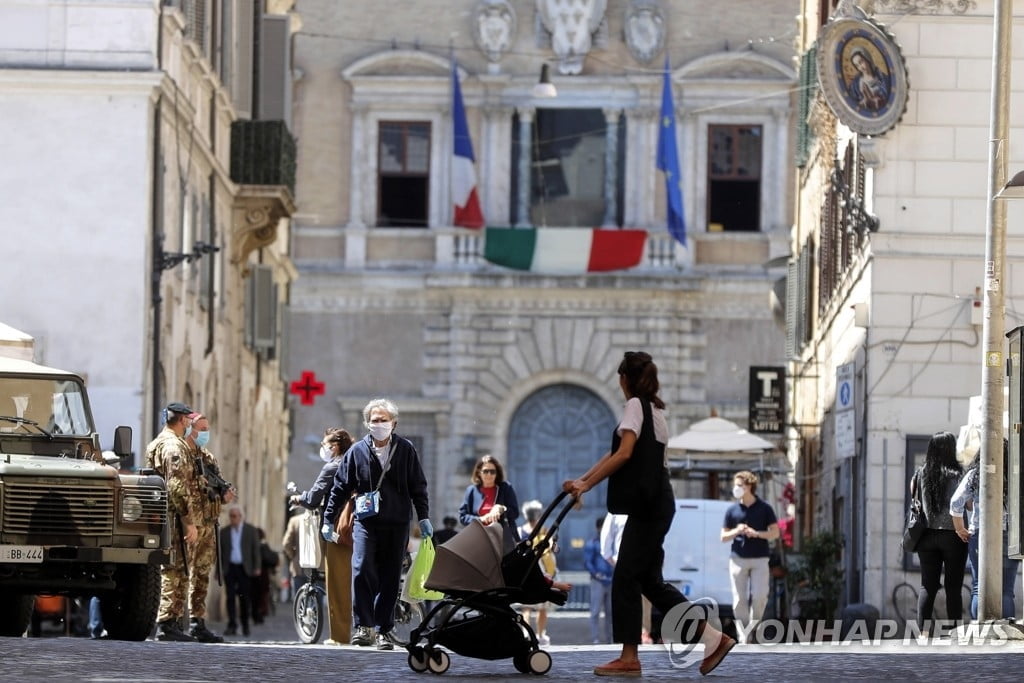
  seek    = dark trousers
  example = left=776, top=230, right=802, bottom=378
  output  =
left=916, top=528, right=969, bottom=623
left=612, top=513, right=694, bottom=644
left=225, top=563, right=252, bottom=628
left=351, top=521, right=408, bottom=633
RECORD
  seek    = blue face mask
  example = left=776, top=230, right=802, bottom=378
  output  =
left=184, top=425, right=193, bottom=439
left=195, top=430, right=211, bottom=449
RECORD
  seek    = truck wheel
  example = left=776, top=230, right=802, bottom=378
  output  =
left=101, top=564, right=161, bottom=641
left=0, top=594, right=34, bottom=636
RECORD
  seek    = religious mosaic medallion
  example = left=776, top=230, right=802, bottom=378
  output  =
left=817, top=12, right=909, bottom=136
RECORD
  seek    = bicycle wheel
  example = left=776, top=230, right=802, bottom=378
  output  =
left=892, top=582, right=918, bottom=626
left=390, top=599, right=424, bottom=646
left=294, top=586, right=325, bottom=644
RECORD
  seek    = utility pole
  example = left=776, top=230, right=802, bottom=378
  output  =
left=979, top=0, right=1012, bottom=623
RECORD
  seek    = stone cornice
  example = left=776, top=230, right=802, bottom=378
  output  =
left=231, top=186, right=297, bottom=275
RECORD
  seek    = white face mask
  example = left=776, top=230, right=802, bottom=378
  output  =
left=319, top=445, right=334, bottom=462
left=368, top=421, right=393, bottom=442
left=733, top=485, right=746, bottom=500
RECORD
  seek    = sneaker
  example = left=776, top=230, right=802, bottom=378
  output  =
left=188, top=619, right=225, bottom=644
left=324, top=638, right=342, bottom=646
left=155, top=620, right=197, bottom=642
left=538, top=632, right=551, bottom=647
left=593, top=658, right=641, bottom=677
left=375, top=631, right=395, bottom=650
left=242, top=623, right=251, bottom=637
left=351, top=625, right=373, bottom=647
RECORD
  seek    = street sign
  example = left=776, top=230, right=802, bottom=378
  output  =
left=836, top=362, right=856, bottom=458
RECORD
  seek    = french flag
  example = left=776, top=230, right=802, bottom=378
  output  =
left=451, top=60, right=484, bottom=229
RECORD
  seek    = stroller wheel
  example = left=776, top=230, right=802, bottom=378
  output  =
left=427, top=649, right=450, bottom=675
left=513, top=652, right=530, bottom=674
left=408, top=647, right=429, bottom=673
left=528, top=650, right=552, bottom=675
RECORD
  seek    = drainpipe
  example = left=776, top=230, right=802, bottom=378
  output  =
left=149, top=4, right=165, bottom=440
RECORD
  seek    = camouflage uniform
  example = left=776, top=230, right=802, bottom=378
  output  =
left=145, top=427, right=206, bottom=624
left=186, top=446, right=224, bottom=619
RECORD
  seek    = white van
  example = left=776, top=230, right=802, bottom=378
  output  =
left=662, top=499, right=736, bottom=619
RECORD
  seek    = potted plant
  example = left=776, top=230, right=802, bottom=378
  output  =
left=787, top=531, right=844, bottom=633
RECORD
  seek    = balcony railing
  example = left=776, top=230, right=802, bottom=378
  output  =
left=230, top=120, right=296, bottom=195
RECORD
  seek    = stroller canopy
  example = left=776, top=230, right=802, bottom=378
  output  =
left=425, top=519, right=507, bottom=593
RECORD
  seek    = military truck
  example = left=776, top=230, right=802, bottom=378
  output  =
left=0, top=356, right=169, bottom=640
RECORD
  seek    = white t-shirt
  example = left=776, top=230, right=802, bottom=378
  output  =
left=616, top=396, right=669, bottom=444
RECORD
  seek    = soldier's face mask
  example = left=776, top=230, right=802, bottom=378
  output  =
left=195, top=430, right=211, bottom=448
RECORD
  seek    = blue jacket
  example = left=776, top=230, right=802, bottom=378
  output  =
left=322, top=434, right=429, bottom=527
left=584, top=536, right=613, bottom=586
left=458, top=481, right=520, bottom=530
left=299, top=458, right=340, bottom=513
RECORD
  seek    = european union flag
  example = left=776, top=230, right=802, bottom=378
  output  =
left=656, top=57, right=686, bottom=246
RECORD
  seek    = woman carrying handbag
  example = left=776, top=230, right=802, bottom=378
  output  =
left=910, top=431, right=968, bottom=632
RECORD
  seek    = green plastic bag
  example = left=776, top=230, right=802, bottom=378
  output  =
left=407, top=537, right=444, bottom=601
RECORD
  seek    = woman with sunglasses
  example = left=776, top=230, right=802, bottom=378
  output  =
left=458, top=454, right=520, bottom=540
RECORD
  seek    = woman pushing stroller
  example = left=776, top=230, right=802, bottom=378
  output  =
left=563, top=351, right=736, bottom=677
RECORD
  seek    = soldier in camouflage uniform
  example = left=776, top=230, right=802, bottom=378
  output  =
left=183, top=411, right=236, bottom=643
left=145, top=402, right=205, bottom=642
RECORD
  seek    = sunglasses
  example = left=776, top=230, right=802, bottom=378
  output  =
left=480, top=469, right=497, bottom=474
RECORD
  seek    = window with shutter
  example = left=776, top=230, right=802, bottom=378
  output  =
left=796, top=45, right=818, bottom=169
left=785, top=259, right=798, bottom=358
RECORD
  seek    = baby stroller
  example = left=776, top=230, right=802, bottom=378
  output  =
left=405, top=490, right=574, bottom=676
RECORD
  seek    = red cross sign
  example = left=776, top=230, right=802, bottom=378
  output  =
left=290, top=371, right=325, bottom=406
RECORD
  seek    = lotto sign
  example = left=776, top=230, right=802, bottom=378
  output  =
left=749, top=366, right=785, bottom=434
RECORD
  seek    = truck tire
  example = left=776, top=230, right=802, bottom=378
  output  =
left=0, top=594, right=34, bottom=636
left=101, top=564, right=161, bottom=641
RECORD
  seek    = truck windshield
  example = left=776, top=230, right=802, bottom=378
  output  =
left=0, top=377, right=92, bottom=436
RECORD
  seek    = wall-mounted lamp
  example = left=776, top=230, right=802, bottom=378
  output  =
left=532, top=63, right=557, bottom=98
left=996, top=169, right=1024, bottom=199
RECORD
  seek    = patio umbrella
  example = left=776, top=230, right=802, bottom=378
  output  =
left=667, top=416, right=777, bottom=455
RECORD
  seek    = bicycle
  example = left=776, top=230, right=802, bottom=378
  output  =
left=891, top=580, right=972, bottom=627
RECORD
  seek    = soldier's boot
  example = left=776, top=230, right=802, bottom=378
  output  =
left=155, top=619, right=197, bottom=642
left=188, top=618, right=225, bottom=644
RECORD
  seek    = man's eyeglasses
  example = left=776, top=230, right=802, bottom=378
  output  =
left=480, top=469, right=497, bottom=475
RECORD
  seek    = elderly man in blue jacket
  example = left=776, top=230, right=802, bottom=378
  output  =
left=322, top=398, right=431, bottom=650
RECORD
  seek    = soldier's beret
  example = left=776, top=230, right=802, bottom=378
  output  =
left=165, top=402, right=193, bottom=415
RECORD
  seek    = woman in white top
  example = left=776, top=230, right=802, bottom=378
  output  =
left=563, top=351, right=735, bottom=677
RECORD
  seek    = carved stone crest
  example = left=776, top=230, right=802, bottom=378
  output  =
left=623, top=0, right=665, bottom=64
left=535, top=0, right=608, bottom=75
left=472, top=0, right=517, bottom=63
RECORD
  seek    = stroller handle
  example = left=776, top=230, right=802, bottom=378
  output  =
left=523, top=490, right=576, bottom=552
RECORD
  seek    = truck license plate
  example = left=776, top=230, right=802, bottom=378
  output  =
left=0, top=545, right=44, bottom=563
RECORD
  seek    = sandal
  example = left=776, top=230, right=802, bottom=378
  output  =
left=593, top=657, right=642, bottom=677
left=699, top=634, right=736, bottom=676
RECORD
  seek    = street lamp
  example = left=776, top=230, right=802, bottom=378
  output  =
left=996, top=169, right=1024, bottom=198
left=532, top=64, right=557, bottom=98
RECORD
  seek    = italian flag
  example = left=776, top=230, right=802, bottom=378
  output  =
left=483, top=227, right=648, bottom=273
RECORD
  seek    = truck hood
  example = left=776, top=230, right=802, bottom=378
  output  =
left=0, top=453, right=117, bottom=479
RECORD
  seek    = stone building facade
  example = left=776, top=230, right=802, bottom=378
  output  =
left=790, top=0, right=1024, bottom=616
left=287, top=0, right=798, bottom=568
left=0, top=0, right=298, bottom=618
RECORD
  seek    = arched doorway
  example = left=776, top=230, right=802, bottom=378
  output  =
left=506, top=384, right=617, bottom=571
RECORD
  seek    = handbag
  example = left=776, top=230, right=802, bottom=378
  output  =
left=298, top=509, right=323, bottom=570
left=336, top=495, right=356, bottom=547
left=354, top=444, right=394, bottom=521
left=901, top=472, right=926, bottom=554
